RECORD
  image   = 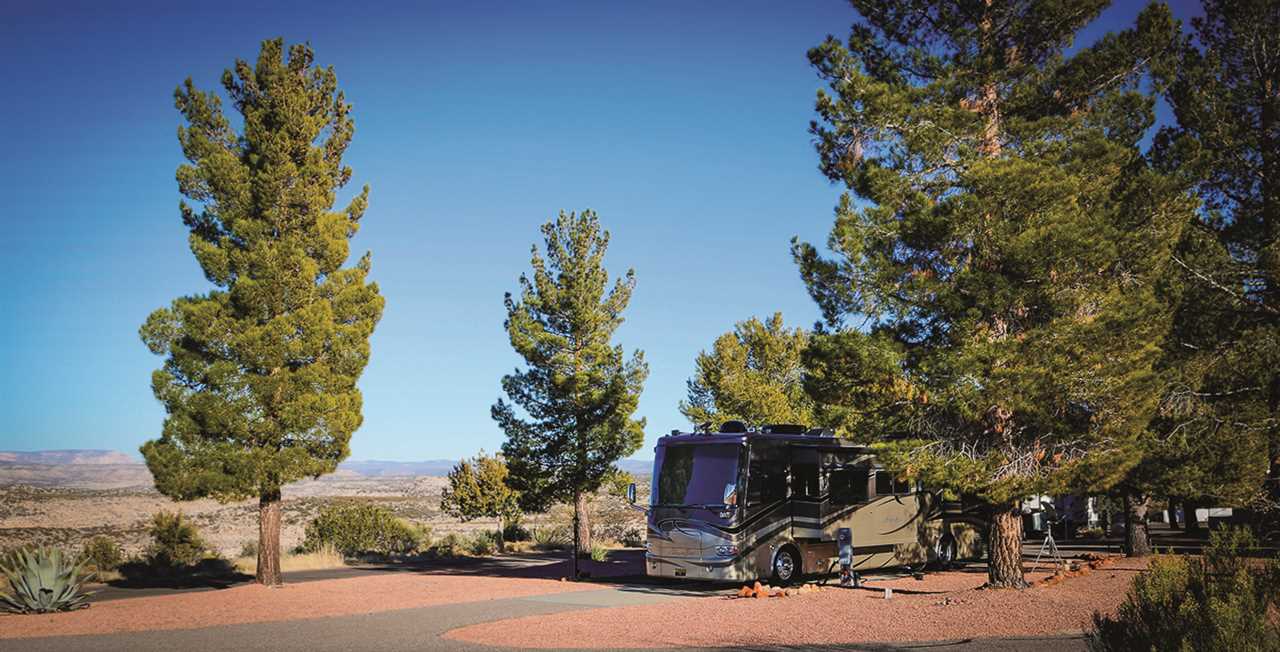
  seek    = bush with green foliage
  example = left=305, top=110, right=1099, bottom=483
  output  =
left=503, top=521, right=531, bottom=543
left=532, top=525, right=571, bottom=551
left=146, top=511, right=206, bottom=569
left=0, top=546, right=93, bottom=613
left=1088, top=528, right=1280, bottom=651
left=464, top=531, right=497, bottom=556
left=429, top=533, right=463, bottom=558
left=81, top=536, right=123, bottom=575
left=589, top=543, right=608, bottom=562
left=619, top=527, right=645, bottom=549
left=239, top=540, right=258, bottom=559
left=302, top=503, right=423, bottom=556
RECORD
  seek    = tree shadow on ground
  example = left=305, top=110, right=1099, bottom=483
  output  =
left=107, top=558, right=251, bottom=590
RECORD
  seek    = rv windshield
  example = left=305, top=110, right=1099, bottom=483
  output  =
left=652, top=444, right=741, bottom=507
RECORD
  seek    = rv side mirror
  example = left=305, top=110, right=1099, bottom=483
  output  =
left=626, top=482, right=637, bottom=504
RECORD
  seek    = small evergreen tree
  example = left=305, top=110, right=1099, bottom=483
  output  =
left=794, top=2, right=1188, bottom=587
left=494, top=210, right=648, bottom=576
left=440, top=452, right=521, bottom=551
left=139, top=39, right=384, bottom=586
left=680, top=313, right=813, bottom=429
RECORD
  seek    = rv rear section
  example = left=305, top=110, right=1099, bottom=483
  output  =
left=642, top=424, right=985, bottom=583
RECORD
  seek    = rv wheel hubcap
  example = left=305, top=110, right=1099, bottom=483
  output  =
left=775, top=552, right=794, bottom=580
left=937, top=539, right=954, bottom=563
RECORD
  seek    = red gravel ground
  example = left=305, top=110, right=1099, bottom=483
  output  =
left=447, top=557, right=1150, bottom=648
left=0, top=573, right=599, bottom=640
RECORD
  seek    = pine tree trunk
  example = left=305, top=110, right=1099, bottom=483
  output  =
left=1124, top=494, right=1152, bottom=557
left=257, top=490, right=283, bottom=586
left=575, top=491, right=592, bottom=557
left=1167, top=497, right=1182, bottom=531
left=987, top=504, right=1027, bottom=588
left=496, top=515, right=506, bottom=554
left=1186, top=498, right=1203, bottom=533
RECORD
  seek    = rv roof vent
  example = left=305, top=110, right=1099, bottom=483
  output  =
left=806, top=428, right=835, bottom=437
left=718, top=420, right=749, bottom=433
left=761, top=423, right=807, bottom=435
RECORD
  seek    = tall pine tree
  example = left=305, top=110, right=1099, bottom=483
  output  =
left=1147, top=0, right=1280, bottom=521
left=139, top=39, right=384, bottom=586
left=794, top=2, right=1187, bottom=587
left=494, top=210, right=648, bottom=573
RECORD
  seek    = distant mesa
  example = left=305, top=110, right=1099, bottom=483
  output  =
left=0, top=449, right=138, bottom=466
left=337, top=460, right=458, bottom=477
left=0, top=449, right=652, bottom=490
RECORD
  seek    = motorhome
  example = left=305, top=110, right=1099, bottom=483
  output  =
left=631, top=422, right=986, bottom=584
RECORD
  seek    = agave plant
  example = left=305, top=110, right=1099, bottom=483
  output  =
left=0, top=546, right=93, bottom=613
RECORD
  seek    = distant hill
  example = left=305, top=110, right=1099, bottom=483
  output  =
left=615, top=459, right=654, bottom=475
left=0, top=449, right=137, bottom=465
left=0, top=449, right=652, bottom=489
left=337, top=459, right=457, bottom=477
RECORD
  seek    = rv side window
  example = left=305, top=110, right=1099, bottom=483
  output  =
left=830, top=466, right=869, bottom=504
left=874, top=470, right=894, bottom=496
left=746, top=452, right=787, bottom=506
left=874, top=471, right=912, bottom=496
left=791, top=448, right=820, bottom=500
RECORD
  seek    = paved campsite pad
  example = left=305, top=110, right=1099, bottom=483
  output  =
left=2, top=553, right=1136, bottom=651
left=446, top=558, right=1149, bottom=649
left=3, top=587, right=1084, bottom=652
left=0, top=572, right=605, bottom=640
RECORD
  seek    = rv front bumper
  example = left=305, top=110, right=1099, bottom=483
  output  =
left=644, top=552, right=754, bottom=582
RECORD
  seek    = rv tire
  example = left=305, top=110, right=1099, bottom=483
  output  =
left=770, top=545, right=801, bottom=586
left=933, top=534, right=957, bottom=569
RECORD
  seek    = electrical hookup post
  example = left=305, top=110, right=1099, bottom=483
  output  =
left=838, top=527, right=861, bottom=588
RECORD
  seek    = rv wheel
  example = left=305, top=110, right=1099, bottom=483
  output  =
left=771, top=546, right=801, bottom=586
left=933, top=535, right=957, bottom=569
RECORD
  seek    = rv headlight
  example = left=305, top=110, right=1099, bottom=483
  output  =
left=714, top=545, right=738, bottom=557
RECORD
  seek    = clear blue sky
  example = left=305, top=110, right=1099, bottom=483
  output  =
left=0, top=0, right=1201, bottom=461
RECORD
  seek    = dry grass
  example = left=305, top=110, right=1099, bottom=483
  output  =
left=232, top=544, right=346, bottom=575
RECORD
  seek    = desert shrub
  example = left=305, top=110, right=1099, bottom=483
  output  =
left=503, top=521, right=531, bottom=542
left=589, top=542, right=608, bottom=562
left=302, top=503, right=424, bottom=556
left=591, top=495, right=644, bottom=543
left=0, top=546, right=93, bottom=614
left=117, top=515, right=234, bottom=583
left=619, top=526, right=645, bottom=548
left=146, top=511, right=206, bottom=569
left=410, top=523, right=433, bottom=549
left=464, top=531, right=496, bottom=556
left=532, top=525, right=571, bottom=551
left=1087, top=527, right=1280, bottom=652
left=429, top=533, right=463, bottom=558
left=234, top=543, right=345, bottom=575
left=239, top=540, right=258, bottom=559
left=81, top=536, right=123, bottom=575
left=1077, top=526, right=1105, bottom=540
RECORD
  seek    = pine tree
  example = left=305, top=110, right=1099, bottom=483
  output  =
left=494, top=210, right=648, bottom=575
left=794, top=2, right=1187, bottom=587
left=679, top=313, right=813, bottom=429
left=441, top=452, right=521, bottom=552
left=1146, top=0, right=1280, bottom=521
left=139, top=39, right=384, bottom=586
